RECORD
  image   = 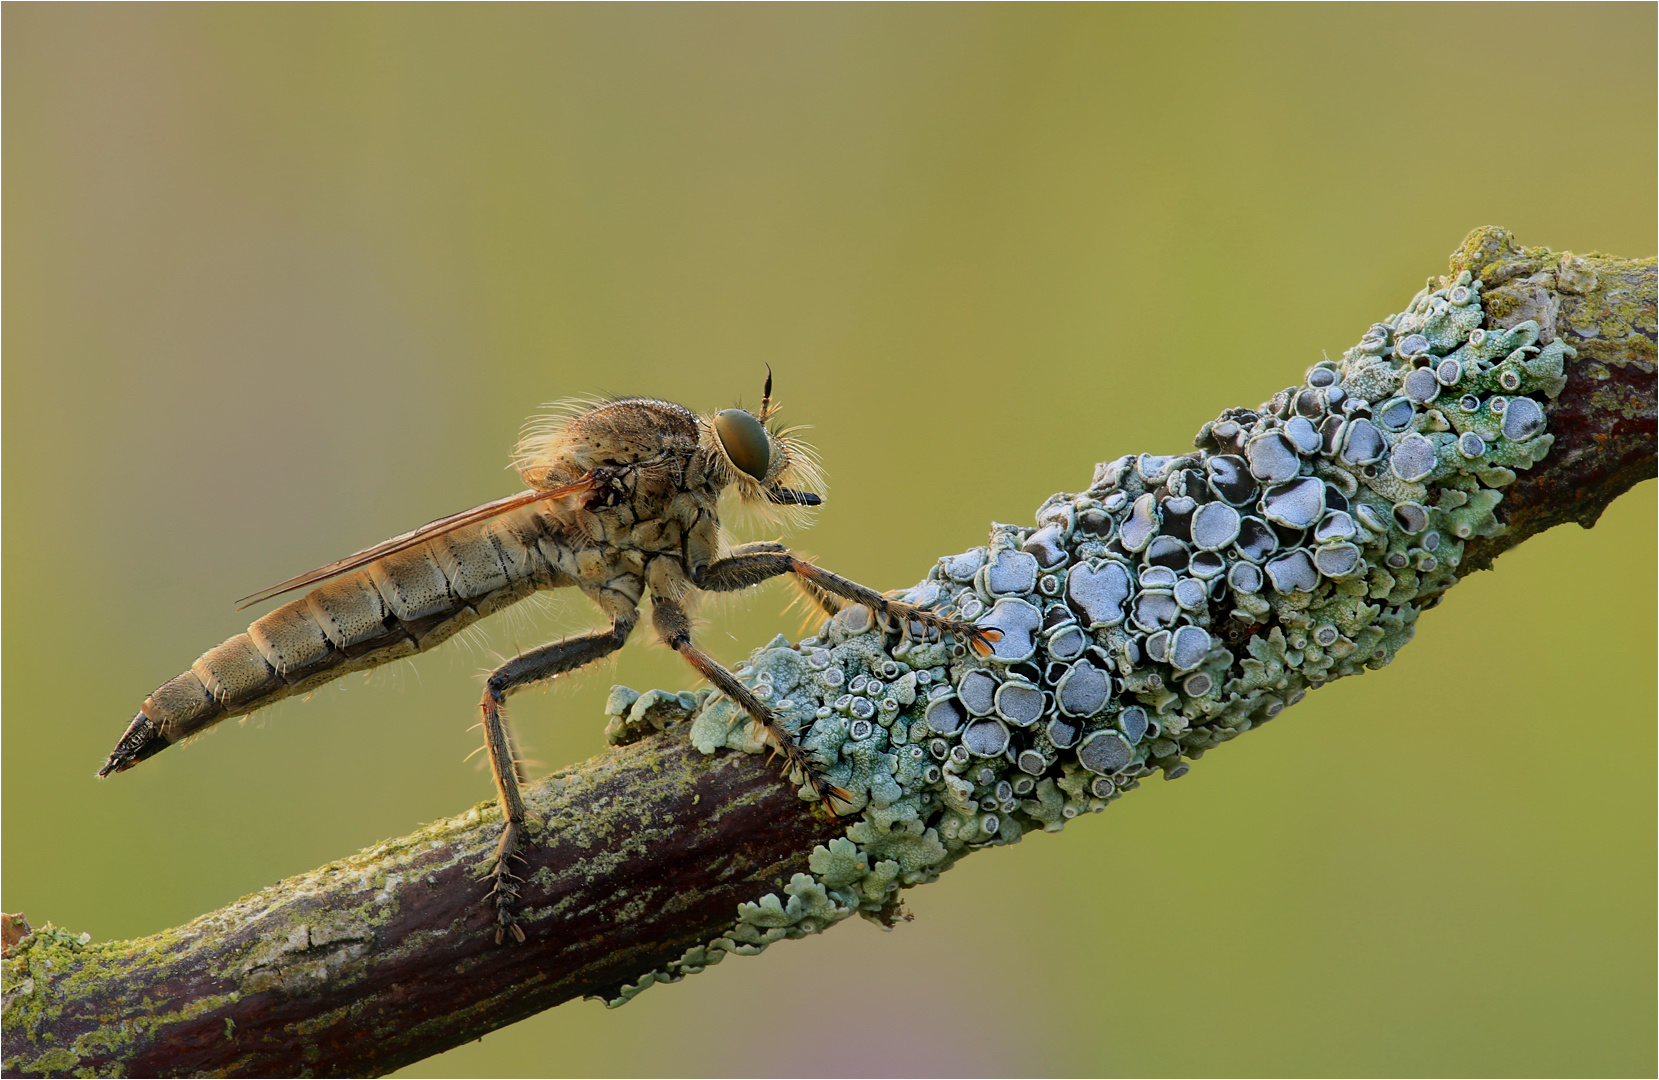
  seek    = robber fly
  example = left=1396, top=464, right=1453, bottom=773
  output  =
left=99, top=372, right=994, bottom=942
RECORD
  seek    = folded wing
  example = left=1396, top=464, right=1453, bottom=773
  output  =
left=235, top=476, right=595, bottom=610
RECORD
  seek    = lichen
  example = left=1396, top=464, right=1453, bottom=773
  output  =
left=603, top=267, right=1569, bottom=1005
left=605, top=686, right=705, bottom=747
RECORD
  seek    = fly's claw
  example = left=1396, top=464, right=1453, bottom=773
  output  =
left=789, top=744, right=850, bottom=819
left=793, top=751, right=851, bottom=819
left=488, top=821, right=530, bottom=945
left=924, top=612, right=1000, bottom=655
left=789, top=753, right=849, bottom=819
left=964, top=623, right=1002, bottom=657
left=882, top=601, right=1001, bottom=657
left=817, top=784, right=854, bottom=819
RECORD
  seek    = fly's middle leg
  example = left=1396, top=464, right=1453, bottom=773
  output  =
left=650, top=594, right=848, bottom=813
left=480, top=615, right=634, bottom=943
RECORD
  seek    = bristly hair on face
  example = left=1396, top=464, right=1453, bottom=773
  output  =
left=769, top=421, right=827, bottom=528
left=703, top=408, right=827, bottom=534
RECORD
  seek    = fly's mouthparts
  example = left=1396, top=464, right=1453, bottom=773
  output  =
left=768, top=486, right=822, bottom=506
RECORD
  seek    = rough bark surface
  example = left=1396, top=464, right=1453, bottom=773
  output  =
left=3, top=228, right=1652, bottom=1079
left=1445, top=230, right=1655, bottom=570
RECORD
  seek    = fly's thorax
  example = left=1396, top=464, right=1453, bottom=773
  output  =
left=513, top=397, right=702, bottom=491
left=512, top=393, right=818, bottom=590
left=682, top=444, right=730, bottom=492
left=557, top=483, right=722, bottom=595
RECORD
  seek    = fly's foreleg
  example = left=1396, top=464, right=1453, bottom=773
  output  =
left=481, top=616, right=634, bottom=943
left=725, top=541, right=846, bottom=619
left=650, top=594, right=848, bottom=813
left=692, top=549, right=996, bottom=653
left=793, top=561, right=999, bottom=653
left=790, top=574, right=846, bottom=619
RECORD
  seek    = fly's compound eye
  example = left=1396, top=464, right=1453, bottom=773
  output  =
left=714, top=409, right=771, bottom=481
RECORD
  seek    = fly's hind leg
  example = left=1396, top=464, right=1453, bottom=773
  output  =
left=480, top=615, right=634, bottom=943
left=650, top=594, right=849, bottom=814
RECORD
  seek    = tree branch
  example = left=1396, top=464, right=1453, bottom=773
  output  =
left=3, top=228, right=1652, bottom=1079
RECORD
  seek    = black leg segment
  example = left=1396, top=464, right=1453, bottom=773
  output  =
left=480, top=616, right=634, bottom=943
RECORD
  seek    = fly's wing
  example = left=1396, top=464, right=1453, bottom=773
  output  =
left=234, top=477, right=595, bottom=610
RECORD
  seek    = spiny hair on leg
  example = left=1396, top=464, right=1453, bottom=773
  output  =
left=741, top=711, right=848, bottom=817
left=786, top=572, right=844, bottom=617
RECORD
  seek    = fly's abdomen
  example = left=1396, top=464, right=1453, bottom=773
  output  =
left=98, top=512, right=566, bottom=778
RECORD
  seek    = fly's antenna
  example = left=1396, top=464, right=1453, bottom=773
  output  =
left=758, top=364, right=774, bottom=424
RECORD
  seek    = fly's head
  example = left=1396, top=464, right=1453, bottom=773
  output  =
left=701, top=367, right=825, bottom=525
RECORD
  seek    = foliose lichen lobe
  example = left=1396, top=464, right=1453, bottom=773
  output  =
left=600, top=267, right=1570, bottom=1007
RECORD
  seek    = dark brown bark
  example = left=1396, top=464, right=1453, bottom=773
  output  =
left=1447, top=229, right=1656, bottom=571
left=3, top=228, right=1652, bottom=1079
left=4, top=736, right=843, bottom=1078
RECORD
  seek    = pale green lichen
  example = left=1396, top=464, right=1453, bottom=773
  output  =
left=603, top=872, right=859, bottom=1006
left=603, top=267, right=1570, bottom=1006
left=605, top=687, right=705, bottom=747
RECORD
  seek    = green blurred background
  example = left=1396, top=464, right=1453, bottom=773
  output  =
left=5, top=5, right=1653, bottom=1076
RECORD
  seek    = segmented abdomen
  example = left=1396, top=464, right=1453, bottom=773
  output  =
left=107, top=509, right=570, bottom=770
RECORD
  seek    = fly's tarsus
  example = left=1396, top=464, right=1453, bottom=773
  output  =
left=871, top=596, right=1002, bottom=657
left=744, top=708, right=849, bottom=818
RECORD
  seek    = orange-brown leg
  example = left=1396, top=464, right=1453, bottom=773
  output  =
left=650, top=594, right=848, bottom=813
left=691, top=548, right=997, bottom=653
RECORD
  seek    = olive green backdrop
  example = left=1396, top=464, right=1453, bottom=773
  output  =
left=5, top=5, right=1653, bottom=1076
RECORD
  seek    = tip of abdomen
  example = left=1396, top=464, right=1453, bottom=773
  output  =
left=96, top=711, right=170, bottom=778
